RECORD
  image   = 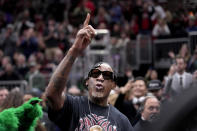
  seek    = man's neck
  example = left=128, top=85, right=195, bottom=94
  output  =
left=178, top=71, right=185, bottom=75
left=88, top=96, right=108, bottom=107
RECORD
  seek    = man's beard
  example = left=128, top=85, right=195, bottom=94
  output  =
left=148, top=113, right=160, bottom=122
left=91, top=95, right=108, bottom=105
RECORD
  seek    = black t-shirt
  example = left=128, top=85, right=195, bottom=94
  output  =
left=48, top=95, right=134, bottom=131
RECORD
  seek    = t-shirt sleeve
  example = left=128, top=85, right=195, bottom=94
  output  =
left=112, top=106, right=134, bottom=131
left=120, top=114, right=134, bottom=131
left=48, top=95, right=80, bottom=129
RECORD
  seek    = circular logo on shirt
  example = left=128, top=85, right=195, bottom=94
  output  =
left=90, top=125, right=103, bottom=131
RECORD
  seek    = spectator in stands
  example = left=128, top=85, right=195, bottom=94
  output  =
left=187, top=49, right=197, bottom=73
left=147, top=80, right=164, bottom=101
left=57, top=28, right=70, bottom=53
left=152, top=18, right=171, bottom=38
left=0, top=56, right=11, bottom=76
left=130, top=78, right=147, bottom=101
left=116, top=67, right=134, bottom=90
left=121, top=0, right=133, bottom=22
left=178, top=44, right=191, bottom=63
left=1, top=56, right=11, bottom=69
left=84, top=0, right=95, bottom=16
left=18, top=27, right=39, bottom=58
left=151, top=0, right=166, bottom=21
left=145, top=68, right=158, bottom=83
left=15, top=53, right=29, bottom=79
left=43, top=18, right=59, bottom=62
left=138, top=1, right=154, bottom=34
left=0, top=87, right=9, bottom=107
left=133, top=0, right=143, bottom=24
left=111, top=23, right=121, bottom=37
left=34, top=14, right=45, bottom=34
left=164, top=56, right=193, bottom=97
left=109, top=1, right=122, bottom=24
left=186, top=15, right=197, bottom=32
left=0, top=11, right=6, bottom=30
left=0, top=24, right=17, bottom=57
left=53, top=48, right=64, bottom=66
left=0, top=63, right=22, bottom=81
left=16, top=9, right=34, bottom=35
left=71, top=0, right=90, bottom=27
left=164, top=7, right=173, bottom=24
left=134, top=96, right=160, bottom=131
left=0, top=88, right=23, bottom=111
left=168, top=43, right=191, bottom=64
left=130, top=15, right=139, bottom=39
left=94, top=7, right=110, bottom=26
left=25, top=62, right=46, bottom=92
left=27, top=53, right=37, bottom=65
left=115, top=77, right=148, bottom=125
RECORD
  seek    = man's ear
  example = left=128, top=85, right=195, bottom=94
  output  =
left=184, top=63, right=187, bottom=68
left=111, top=81, right=116, bottom=89
left=83, top=77, right=89, bottom=89
left=86, top=80, right=88, bottom=87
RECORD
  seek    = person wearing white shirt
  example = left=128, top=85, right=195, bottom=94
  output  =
left=164, top=57, right=193, bottom=97
left=152, top=18, right=170, bottom=37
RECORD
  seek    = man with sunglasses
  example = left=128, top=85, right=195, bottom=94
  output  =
left=45, top=13, right=134, bottom=131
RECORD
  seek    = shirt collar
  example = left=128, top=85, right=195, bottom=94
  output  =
left=175, top=72, right=186, bottom=78
left=141, top=116, right=146, bottom=121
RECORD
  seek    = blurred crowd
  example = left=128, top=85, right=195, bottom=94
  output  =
left=0, top=0, right=197, bottom=130
left=0, top=0, right=197, bottom=89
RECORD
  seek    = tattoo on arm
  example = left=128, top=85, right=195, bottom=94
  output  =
left=52, top=76, right=66, bottom=89
left=50, top=54, right=76, bottom=90
left=46, top=48, right=77, bottom=109
left=61, top=55, right=76, bottom=76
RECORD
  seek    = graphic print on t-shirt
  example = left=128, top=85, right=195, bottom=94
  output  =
left=75, top=113, right=117, bottom=131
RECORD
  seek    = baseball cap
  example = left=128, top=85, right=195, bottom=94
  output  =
left=148, top=80, right=163, bottom=91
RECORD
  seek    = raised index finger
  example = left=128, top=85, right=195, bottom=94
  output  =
left=83, top=13, right=90, bottom=28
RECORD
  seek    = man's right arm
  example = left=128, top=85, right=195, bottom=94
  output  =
left=45, top=14, right=95, bottom=110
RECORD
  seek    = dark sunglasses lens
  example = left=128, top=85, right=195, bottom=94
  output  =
left=90, top=69, right=101, bottom=78
left=102, top=71, right=113, bottom=80
left=89, top=69, right=114, bottom=80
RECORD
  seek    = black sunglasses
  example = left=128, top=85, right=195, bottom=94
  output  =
left=88, top=69, right=116, bottom=81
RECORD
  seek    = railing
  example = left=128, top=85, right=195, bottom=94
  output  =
left=0, top=80, right=28, bottom=92
left=189, top=31, right=197, bottom=54
left=153, top=37, right=189, bottom=68
left=137, top=34, right=152, bottom=64
left=67, top=31, right=197, bottom=86
left=125, top=40, right=139, bottom=70
left=28, top=72, right=50, bottom=91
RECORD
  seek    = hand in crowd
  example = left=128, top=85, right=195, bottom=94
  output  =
left=73, top=13, right=96, bottom=54
left=145, top=69, right=152, bottom=78
left=193, top=70, right=197, bottom=80
left=119, top=79, right=134, bottom=94
left=168, top=64, right=177, bottom=76
left=168, top=51, right=175, bottom=59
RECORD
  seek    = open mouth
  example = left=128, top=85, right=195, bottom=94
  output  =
left=95, top=83, right=104, bottom=90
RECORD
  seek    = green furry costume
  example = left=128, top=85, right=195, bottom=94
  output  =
left=0, top=97, right=43, bottom=131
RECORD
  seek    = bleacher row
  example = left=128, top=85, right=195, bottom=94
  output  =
left=1, top=31, right=197, bottom=91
